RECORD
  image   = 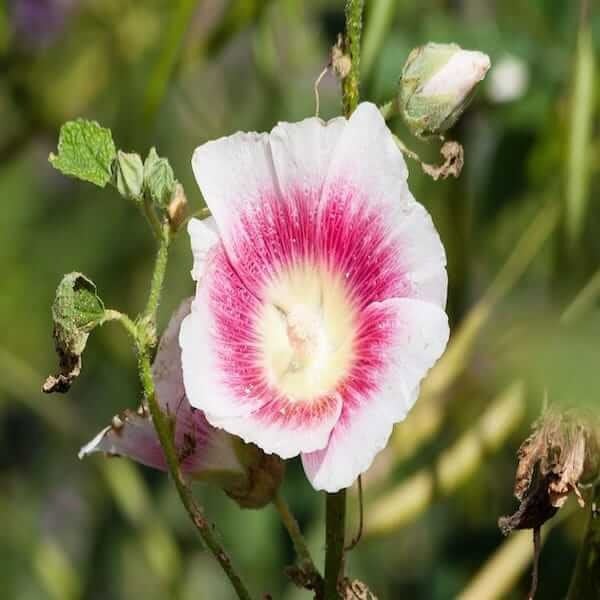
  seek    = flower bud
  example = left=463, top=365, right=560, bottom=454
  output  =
left=167, top=183, right=188, bottom=233
left=115, top=150, right=144, bottom=200
left=399, top=42, right=490, bottom=138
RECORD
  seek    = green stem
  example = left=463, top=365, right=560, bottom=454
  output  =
left=324, top=490, right=347, bottom=599
left=142, top=196, right=164, bottom=241
left=102, top=309, right=138, bottom=340
left=273, top=492, right=321, bottom=580
left=133, top=225, right=253, bottom=600
left=342, top=0, right=365, bottom=118
left=144, top=224, right=171, bottom=322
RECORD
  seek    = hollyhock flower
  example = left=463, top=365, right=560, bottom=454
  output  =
left=80, top=299, right=284, bottom=508
left=180, top=102, right=449, bottom=492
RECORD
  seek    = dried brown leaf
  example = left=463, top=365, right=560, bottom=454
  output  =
left=421, top=141, right=464, bottom=180
left=341, top=579, right=378, bottom=600
left=500, top=409, right=600, bottom=534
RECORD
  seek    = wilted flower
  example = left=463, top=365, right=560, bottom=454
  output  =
left=399, top=42, right=491, bottom=138
left=80, top=299, right=284, bottom=509
left=180, top=103, right=449, bottom=492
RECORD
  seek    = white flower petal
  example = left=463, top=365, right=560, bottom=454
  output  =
left=302, top=298, right=449, bottom=492
left=321, top=103, right=447, bottom=307
left=188, top=217, right=219, bottom=281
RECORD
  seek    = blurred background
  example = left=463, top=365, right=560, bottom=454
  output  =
left=0, top=1, right=599, bottom=598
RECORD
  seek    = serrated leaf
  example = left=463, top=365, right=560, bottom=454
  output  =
left=43, top=273, right=106, bottom=394
left=49, top=119, right=116, bottom=187
left=143, top=147, right=176, bottom=207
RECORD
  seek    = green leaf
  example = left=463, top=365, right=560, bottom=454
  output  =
left=49, top=119, right=117, bottom=187
left=43, top=273, right=106, bottom=394
left=143, top=147, right=176, bottom=207
left=115, top=150, right=144, bottom=200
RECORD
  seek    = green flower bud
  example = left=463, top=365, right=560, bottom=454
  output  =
left=115, top=150, right=144, bottom=200
left=399, top=42, right=490, bottom=138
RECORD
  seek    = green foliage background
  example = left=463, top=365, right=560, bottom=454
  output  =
left=0, top=1, right=599, bottom=598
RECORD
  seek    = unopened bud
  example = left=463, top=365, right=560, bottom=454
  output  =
left=115, top=150, right=144, bottom=200
left=167, top=183, right=188, bottom=232
left=399, top=42, right=490, bottom=138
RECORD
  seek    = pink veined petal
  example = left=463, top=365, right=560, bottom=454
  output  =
left=191, top=131, right=281, bottom=291
left=191, top=116, right=349, bottom=289
left=181, top=242, right=344, bottom=454
left=205, top=391, right=343, bottom=459
left=79, top=409, right=168, bottom=471
left=180, top=246, right=267, bottom=419
left=78, top=405, right=218, bottom=475
left=153, top=298, right=192, bottom=414
left=301, top=298, right=449, bottom=492
left=265, top=116, right=346, bottom=265
left=318, top=102, right=446, bottom=309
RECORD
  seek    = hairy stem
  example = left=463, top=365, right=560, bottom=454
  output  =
left=141, top=196, right=164, bottom=241
left=144, top=224, right=171, bottom=322
left=102, top=310, right=138, bottom=339
left=342, top=0, right=364, bottom=118
left=134, top=224, right=253, bottom=600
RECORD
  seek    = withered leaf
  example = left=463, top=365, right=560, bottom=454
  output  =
left=341, top=579, right=378, bottom=600
left=499, top=409, right=600, bottom=535
left=42, top=273, right=106, bottom=394
left=421, top=140, right=464, bottom=180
